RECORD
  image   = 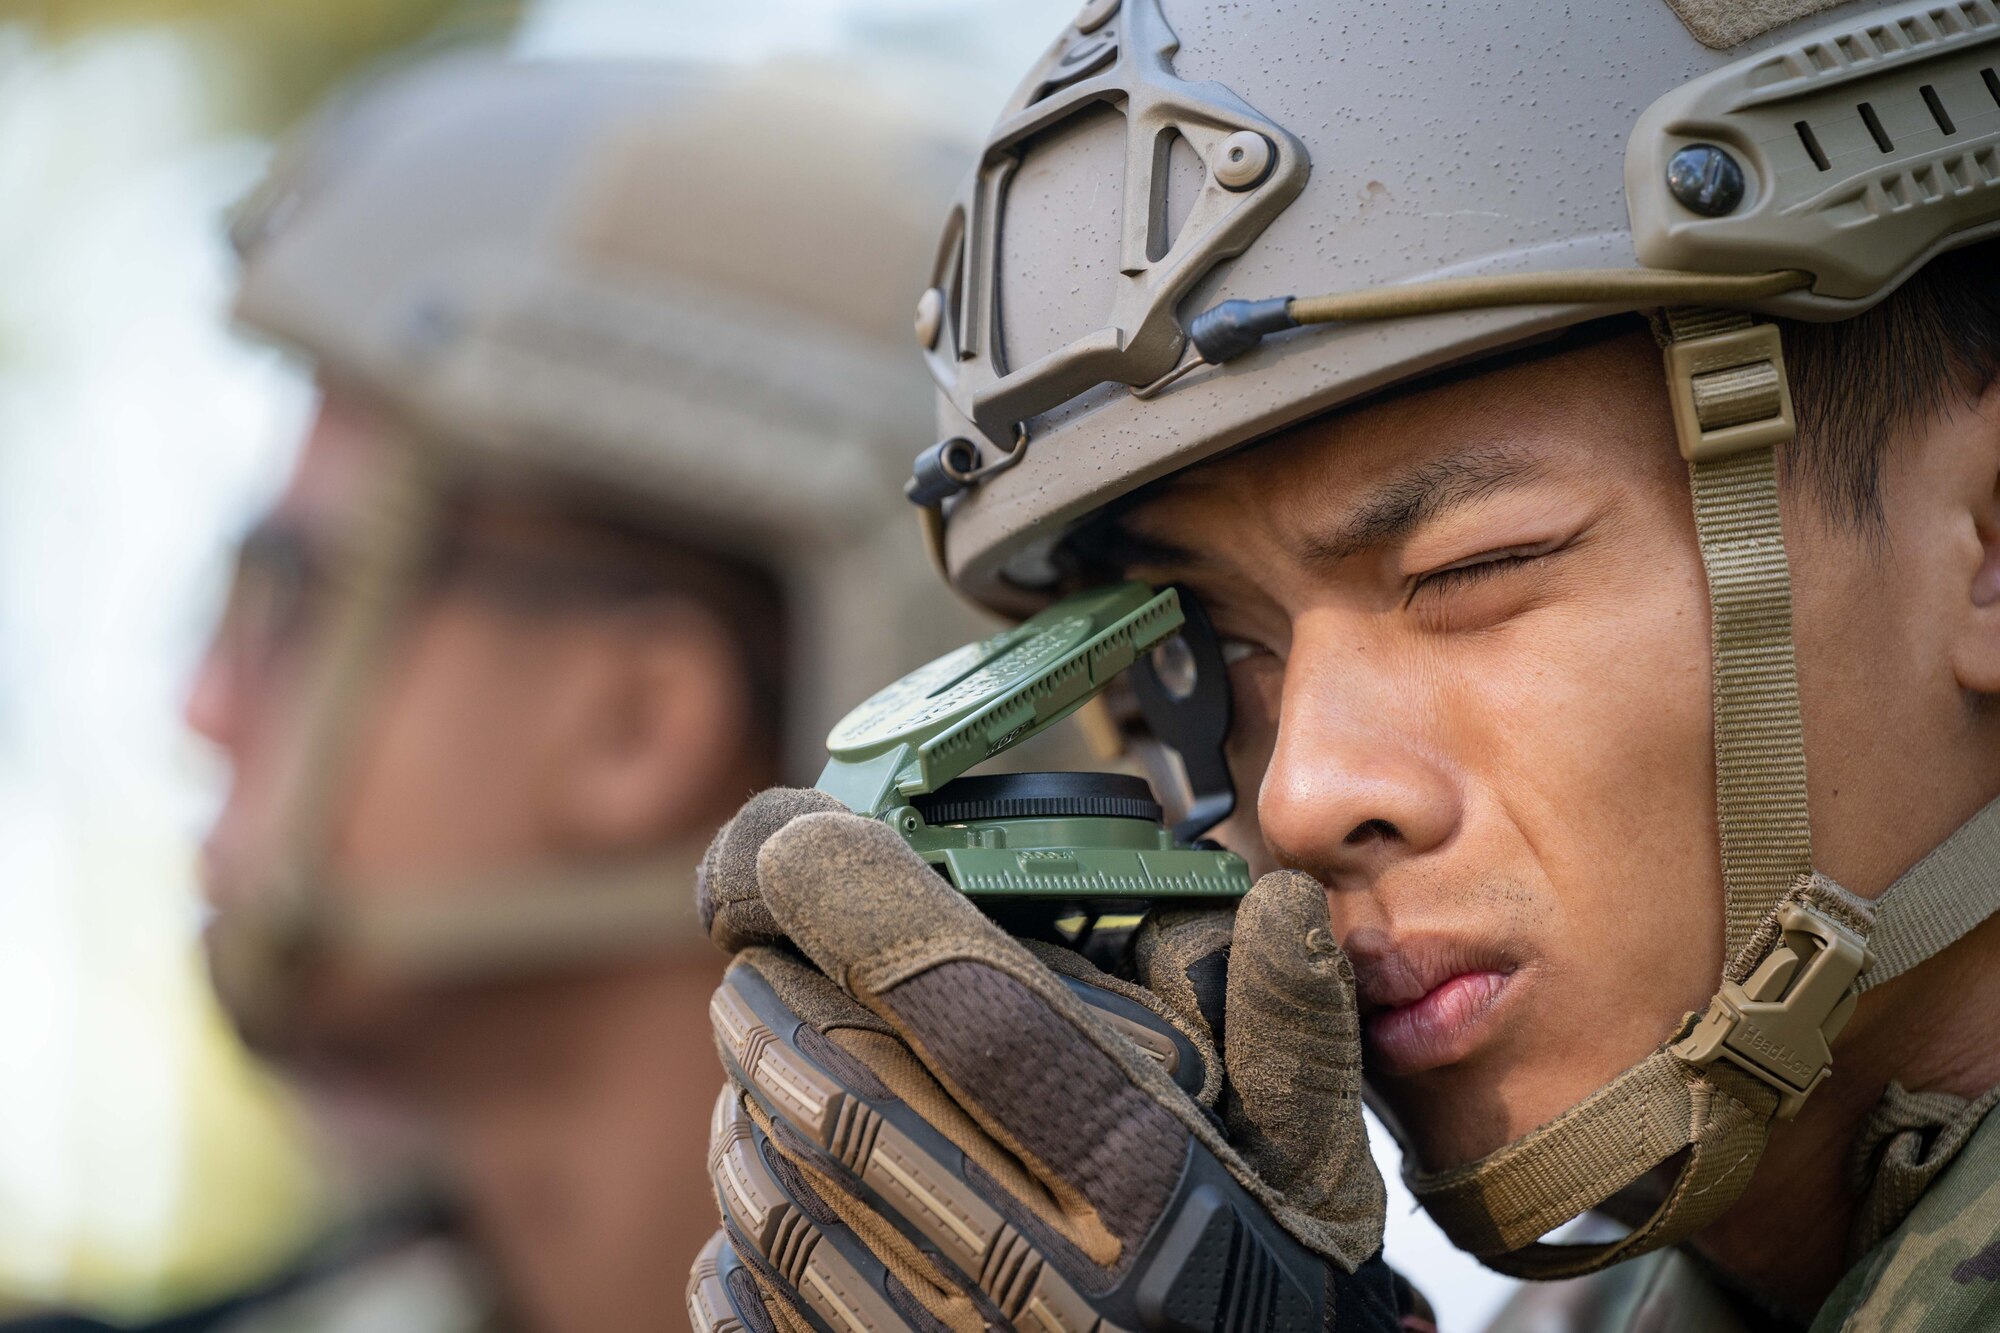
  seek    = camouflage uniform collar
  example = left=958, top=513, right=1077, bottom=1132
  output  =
left=1813, top=1082, right=2000, bottom=1331
left=1847, top=1083, right=2000, bottom=1262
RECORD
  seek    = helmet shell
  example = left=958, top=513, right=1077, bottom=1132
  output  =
left=921, top=0, right=1996, bottom=611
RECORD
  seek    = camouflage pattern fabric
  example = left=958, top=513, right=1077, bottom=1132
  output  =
left=1811, top=1092, right=2000, bottom=1331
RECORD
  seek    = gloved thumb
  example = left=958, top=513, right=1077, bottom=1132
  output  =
left=1224, top=868, right=1386, bottom=1269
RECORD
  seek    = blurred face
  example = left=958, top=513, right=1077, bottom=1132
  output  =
left=193, top=396, right=550, bottom=912
left=187, top=388, right=749, bottom=1056
left=1111, top=333, right=1725, bottom=1170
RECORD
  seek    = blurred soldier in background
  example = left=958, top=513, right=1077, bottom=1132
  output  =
left=21, top=55, right=984, bottom=1333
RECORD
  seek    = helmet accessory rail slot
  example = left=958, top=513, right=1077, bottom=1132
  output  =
left=918, top=0, right=1309, bottom=461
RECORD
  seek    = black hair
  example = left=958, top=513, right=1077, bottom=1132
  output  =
left=1779, top=237, right=2000, bottom=527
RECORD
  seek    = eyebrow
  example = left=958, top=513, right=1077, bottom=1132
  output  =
left=1294, top=443, right=1545, bottom=570
left=1079, top=441, right=1547, bottom=581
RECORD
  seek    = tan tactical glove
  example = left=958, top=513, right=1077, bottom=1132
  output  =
left=686, top=788, right=1407, bottom=1333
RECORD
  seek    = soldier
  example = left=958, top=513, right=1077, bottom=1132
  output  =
left=166, top=55, right=976, bottom=1333
left=689, top=0, right=2000, bottom=1330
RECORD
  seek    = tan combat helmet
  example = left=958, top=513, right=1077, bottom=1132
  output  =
left=213, top=56, right=986, bottom=1020
left=908, top=0, right=2000, bottom=1280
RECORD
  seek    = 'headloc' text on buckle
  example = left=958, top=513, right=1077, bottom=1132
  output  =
left=1672, top=900, right=1871, bottom=1118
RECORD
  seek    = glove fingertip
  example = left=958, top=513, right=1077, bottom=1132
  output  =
left=1234, top=869, right=1357, bottom=996
left=695, top=814, right=733, bottom=938
left=755, top=810, right=982, bottom=960
left=700, top=787, right=849, bottom=951
left=1225, top=866, right=1385, bottom=1268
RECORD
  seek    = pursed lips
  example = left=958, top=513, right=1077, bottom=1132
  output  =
left=1342, top=931, right=1520, bottom=1076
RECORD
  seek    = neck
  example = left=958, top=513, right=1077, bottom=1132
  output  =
left=1694, top=911, right=2000, bottom=1320
left=404, top=952, right=726, bottom=1333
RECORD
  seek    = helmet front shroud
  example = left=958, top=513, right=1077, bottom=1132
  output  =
left=209, top=58, right=996, bottom=1048
left=908, top=0, right=2000, bottom=1279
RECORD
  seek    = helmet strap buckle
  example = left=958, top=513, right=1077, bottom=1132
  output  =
left=1672, top=898, right=1872, bottom=1118
left=1663, top=316, right=1797, bottom=463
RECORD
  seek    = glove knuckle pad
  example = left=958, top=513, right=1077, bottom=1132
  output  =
left=882, top=962, right=1191, bottom=1242
left=712, top=977, right=850, bottom=1144
left=712, top=968, right=1093, bottom=1329
left=715, top=969, right=1006, bottom=1256
left=688, top=1231, right=774, bottom=1333
left=709, top=1088, right=934, bottom=1331
left=707, top=950, right=1402, bottom=1332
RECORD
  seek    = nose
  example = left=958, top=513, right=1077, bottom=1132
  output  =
left=1255, top=621, right=1463, bottom=890
left=184, top=627, right=241, bottom=753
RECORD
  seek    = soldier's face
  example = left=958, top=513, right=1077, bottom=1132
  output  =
left=186, top=389, right=749, bottom=1057
left=188, top=393, right=573, bottom=924
left=1110, top=328, right=1942, bottom=1172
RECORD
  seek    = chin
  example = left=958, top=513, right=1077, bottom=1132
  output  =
left=1369, top=1078, right=1516, bottom=1172
left=1375, top=1032, right=1680, bottom=1174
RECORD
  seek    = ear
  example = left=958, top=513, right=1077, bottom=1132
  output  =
left=545, top=603, right=752, bottom=855
left=1952, top=381, right=2000, bottom=696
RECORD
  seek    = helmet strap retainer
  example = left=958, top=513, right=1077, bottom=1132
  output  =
left=1674, top=898, right=1869, bottom=1120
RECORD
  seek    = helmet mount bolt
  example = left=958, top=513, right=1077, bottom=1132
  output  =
left=1665, top=143, right=1745, bottom=217
left=906, top=437, right=982, bottom=506
left=1075, top=0, right=1119, bottom=33
left=1213, top=131, right=1275, bottom=191
left=914, top=286, right=945, bottom=350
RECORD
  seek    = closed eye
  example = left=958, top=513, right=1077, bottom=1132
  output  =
left=1409, top=538, right=1567, bottom=601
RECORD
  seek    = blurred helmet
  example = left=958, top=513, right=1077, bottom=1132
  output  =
left=212, top=55, right=996, bottom=1025
left=233, top=55, right=987, bottom=783
left=907, top=0, right=2000, bottom=1280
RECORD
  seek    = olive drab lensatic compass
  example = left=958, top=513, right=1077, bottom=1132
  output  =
left=817, top=583, right=1250, bottom=925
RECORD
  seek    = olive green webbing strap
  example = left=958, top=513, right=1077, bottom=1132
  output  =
left=273, top=439, right=450, bottom=900
left=1405, top=1047, right=1778, bottom=1277
left=1856, top=792, right=2000, bottom=993
left=1408, top=308, right=1812, bottom=1279
left=1669, top=314, right=1999, bottom=991
left=1667, top=306, right=1815, bottom=963
left=208, top=442, right=451, bottom=1032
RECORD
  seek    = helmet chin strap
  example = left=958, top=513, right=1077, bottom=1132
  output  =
left=1403, top=308, right=2000, bottom=1280
left=207, top=850, right=712, bottom=1055
left=206, top=433, right=447, bottom=1049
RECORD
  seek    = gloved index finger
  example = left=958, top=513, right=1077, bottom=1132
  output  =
left=753, top=809, right=1215, bottom=1272
left=1224, top=869, right=1385, bottom=1271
